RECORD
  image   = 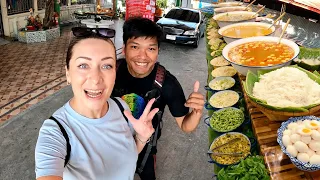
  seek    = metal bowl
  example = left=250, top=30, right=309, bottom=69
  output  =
left=214, top=6, right=247, bottom=14
left=222, top=36, right=300, bottom=76
left=212, top=2, right=243, bottom=8
left=218, top=22, right=276, bottom=44
left=208, top=132, right=254, bottom=167
left=213, top=11, right=258, bottom=28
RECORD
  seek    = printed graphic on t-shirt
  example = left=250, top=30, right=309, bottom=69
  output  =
left=121, top=93, right=146, bottom=119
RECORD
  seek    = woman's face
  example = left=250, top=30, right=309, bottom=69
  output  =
left=66, top=38, right=116, bottom=112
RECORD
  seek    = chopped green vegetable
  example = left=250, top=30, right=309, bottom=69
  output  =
left=217, top=155, right=270, bottom=180
left=210, top=108, right=244, bottom=132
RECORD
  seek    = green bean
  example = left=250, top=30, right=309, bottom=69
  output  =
left=210, top=108, right=245, bottom=132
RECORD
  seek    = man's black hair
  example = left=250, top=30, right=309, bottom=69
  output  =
left=123, top=17, right=163, bottom=47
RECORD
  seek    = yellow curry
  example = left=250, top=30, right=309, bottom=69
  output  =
left=222, top=26, right=273, bottom=38
left=228, top=41, right=295, bottom=66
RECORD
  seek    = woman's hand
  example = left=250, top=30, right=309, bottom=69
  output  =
left=124, top=98, right=159, bottom=142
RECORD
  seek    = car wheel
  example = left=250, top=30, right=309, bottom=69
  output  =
left=193, top=34, right=200, bottom=48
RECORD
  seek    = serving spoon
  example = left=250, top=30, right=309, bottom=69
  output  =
left=208, top=151, right=244, bottom=157
left=268, top=12, right=286, bottom=29
left=251, top=5, right=266, bottom=18
left=245, top=0, right=256, bottom=10
left=278, top=18, right=291, bottom=44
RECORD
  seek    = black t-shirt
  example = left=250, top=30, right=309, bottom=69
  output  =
left=112, top=59, right=189, bottom=127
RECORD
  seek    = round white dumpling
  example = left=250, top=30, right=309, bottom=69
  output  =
left=297, top=153, right=310, bottom=163
left=309, top=154, right=320, bottom=165
left=283, top=129, right=292, bottom=136
left=294, top=141, right=309, bottom=153
left=309, top=140, right=320, bottom=152
left=311, top=130, right=320, bottom=141
left=306, top=148, right=315, bottom=157
left=282, top=135, right=292, bottom=147
left=288, top=123, right=298, bottom=130
left=300, top=136, right=312, bottom=144
left=287, top=145, right=298, bottom=157
left=290, top=134, right=301, bottom=144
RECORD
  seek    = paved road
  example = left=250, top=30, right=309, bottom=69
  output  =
left=0, top=31, right=212, bottom=180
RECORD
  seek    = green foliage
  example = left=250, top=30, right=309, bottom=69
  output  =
left=157, top=0, right=168, bottom=9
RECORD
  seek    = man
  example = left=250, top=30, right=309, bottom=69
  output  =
left=112, top=17, right=205, bottom=180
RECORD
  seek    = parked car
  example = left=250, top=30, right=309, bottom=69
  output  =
left=156, top=7, right=206, bottom=48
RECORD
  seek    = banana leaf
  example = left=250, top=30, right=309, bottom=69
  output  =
left=299, top=47, right=320, bottom=59
left=244, top=65, right=320, bottom=112
left=314, top=71, right=320, bottom=77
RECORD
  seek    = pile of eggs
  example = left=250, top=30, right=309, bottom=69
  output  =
left=281, top=119, right=320, bottom=165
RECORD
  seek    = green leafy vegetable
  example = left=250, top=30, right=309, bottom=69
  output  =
left=217, top=155, right=270, bottom=180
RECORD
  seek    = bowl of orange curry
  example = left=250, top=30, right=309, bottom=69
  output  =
left=222, top=36, right=300, bottom=76
left=218, top=22, right=276, bottom=44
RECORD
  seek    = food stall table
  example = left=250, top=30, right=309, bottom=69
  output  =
left=238, top=74, right=320, bottom=180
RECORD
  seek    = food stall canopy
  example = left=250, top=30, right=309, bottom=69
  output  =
left=278, top=0, right=320, bottom=14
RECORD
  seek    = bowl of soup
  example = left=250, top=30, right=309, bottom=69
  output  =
left=214, top=6, right=248, bottom=14
left=222, top=36, right=300, bottom=76
left=218, top=22, right=276, bottom=43
left=213, top=11, right=258, bottom=28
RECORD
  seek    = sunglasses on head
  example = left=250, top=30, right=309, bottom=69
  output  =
left=72, top=27, right=115, bottom=38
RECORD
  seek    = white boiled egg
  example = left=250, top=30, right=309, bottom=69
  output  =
left=294, top=141, right=309, bottom=153
left=288, top=122, right=298, bottom=130
left=298, top=128, right=312, bottom=136
left=290, top=134, right=301, bottom=144
left=301, top=136, right=312, bottom=144
left=312, top=130, right=320, bottom=141
left=306, top=120, right=320, bottom=130
left=297, top=153, right=310, bottom=163
left=287, top=145, right=298, bottom=157
left=307, top=148, right=315, bottom=157
left=309, top=140, right=320, bottom=152
left=303, top=120, right=311, bottom=126
left=282, top=135, right=292, bottom=147
left=297, top=120, right=303, bottom=125
left=283, top=129, right=292, bottom=136
left=309, top=154, right=320, bottom=165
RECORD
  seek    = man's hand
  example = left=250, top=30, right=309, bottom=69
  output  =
left=184, top=81, right=205, bottom=115
left=124, top=98, right=159, bottom=142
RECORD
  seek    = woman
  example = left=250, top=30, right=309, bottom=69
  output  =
left=35, top=30, right=159, bottom=180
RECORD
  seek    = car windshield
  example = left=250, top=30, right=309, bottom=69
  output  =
left=165, top=9, right=200, bottom=23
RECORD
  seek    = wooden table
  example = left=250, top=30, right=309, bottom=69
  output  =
left=238, top=74, right=320, bottom=180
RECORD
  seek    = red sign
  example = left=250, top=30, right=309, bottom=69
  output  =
left=126, top=0, right=156, bottom=21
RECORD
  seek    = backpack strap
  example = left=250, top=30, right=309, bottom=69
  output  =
left=153, top=63, right=166, bottom=89
left=138, top=63, right=166, bottom=174
left=48, top=116, right=71, bottom=167
left=110, top=97, right=129, bottom=122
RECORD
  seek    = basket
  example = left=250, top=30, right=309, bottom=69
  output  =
left=249, top=98, right=320, bottom=121
left=277, top=116, right=320, bottom=172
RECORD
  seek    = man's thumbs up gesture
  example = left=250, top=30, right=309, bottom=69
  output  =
left=184, top=81, right=205, bottom=115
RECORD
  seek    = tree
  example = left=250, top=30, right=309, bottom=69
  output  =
left=156, top=0, right=167, bottom=9
left=43, top=0, right=55, bottom=28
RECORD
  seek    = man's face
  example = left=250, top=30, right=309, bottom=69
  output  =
left=124, top=36, right=159, bottom=78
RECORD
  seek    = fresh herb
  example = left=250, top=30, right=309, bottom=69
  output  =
left=217, top=155, right=270, bottom=180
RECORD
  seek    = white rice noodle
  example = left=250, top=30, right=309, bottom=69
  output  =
left=253, top=67, right=320, bottom=107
